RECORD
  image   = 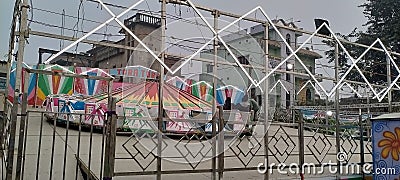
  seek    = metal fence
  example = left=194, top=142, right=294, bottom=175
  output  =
left=1, top=104, right=375, bottom=180
left=4, top=0, right=400, bottom=179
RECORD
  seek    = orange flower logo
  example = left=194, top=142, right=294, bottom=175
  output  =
left=378, top=127, right=400, bottom=161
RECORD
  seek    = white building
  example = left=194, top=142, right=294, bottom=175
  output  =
left=193, top=19, right=322, bottom=108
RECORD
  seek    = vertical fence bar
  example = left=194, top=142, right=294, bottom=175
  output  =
left=35, top=112, right=44, bottom=180
left=298, top=110, right=305, bottom=180
left=0, top=108, right=5, bottom=169
left=211, top=9, right=219, bottom=180
left=359, top=108, right=365, bottom=179
left=20, top=110, right=29, bottom=180
left=88, top=112, right=94, bottom=174
left=49, top=112, right=57, bottom=180
left=263, top=23, right=270, bottom=180
left=75, top=115, right=82, bottom=180
left=100, top=114, right=106, bottom=180
left=387, top=55, right=392, bottom=113
left=366, top=88, right=371, bottom=139
left=33, top=71, right=39, bottom=108
left=103, top=97, right=117, bottom=180
left=62, top=114, right=70, bottom=180
left=15, top=69, right=29, bottom=180
left=157, top=0, right=166, bottom=180
left=217, top=106, right=224, bottom=179
left=6, top=0, right=29, bottom=178
left=334, top=42, right=341, bottom=178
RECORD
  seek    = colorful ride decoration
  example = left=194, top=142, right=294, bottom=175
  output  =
left=92, top=81, right=213, bottom=112
left=8, top=65, right=153, bottom=106
left=44, top=82, right=252, bottom=134
left=36, top=64, right=74, bottom=106
left=371, top=114, right=400, bottom=180
left=109, top=65, right=158, bottom=79
left=8, top=64, right=245, bottom=110
left=166, top=76, right=246, bottom=105
left=45, top=94, right=86, bottom=123
left=13, top=64, right=252, bottom=134
left=84, top=103, right=106, bottom=126
left=165, top=109, right=195, bottom=133
left=7, top=62, right=35, bottom=103
left=74, top=67, right=111, bottom=96
left=122, top=106, right=154, bottom=133
left=215, top=85, right=245, bottom=105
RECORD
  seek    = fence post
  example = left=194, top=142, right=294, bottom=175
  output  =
left=103, top=97, right=117, bottom=180
left=217, top=106, right=224, bottom=179
left=358, top=109, right=365, bottom=179
left=157, top=1, right=167, bottom=179
left=334, top=42, right=341, bottom=178
left=6, top=0, right=29, bottom=178
left=263, top=22, right=270, bottom=180
left=15, top=69, right=29, bottom=179
left=298, top=110, right=305, bottom=180
left=211, top=9, right=219, bottom=180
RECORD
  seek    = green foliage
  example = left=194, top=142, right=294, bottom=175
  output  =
left=324, top=0, right=400, bottom=85
left=361, top=0, right=400, bottom=52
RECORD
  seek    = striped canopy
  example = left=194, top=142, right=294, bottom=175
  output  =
left=92, top=81, right=212, bottom=112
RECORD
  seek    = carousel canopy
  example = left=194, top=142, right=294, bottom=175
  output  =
left=91, top=81, right=212, bottom=112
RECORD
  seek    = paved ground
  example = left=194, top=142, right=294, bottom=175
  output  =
left=2, top=108, right=371, bottom=180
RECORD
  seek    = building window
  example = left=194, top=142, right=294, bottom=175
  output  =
left=286, top=73, right=291, bottom=81
left=286, top=93, right=291, bottom=108
left=306, top=89, right=312, bottom=102
left=257, top=95, right=262, bottom=106
left=286, top=34, right=291, bottom=55
left=206, top=64, right=213, bottom=73
left=308, top=66, right=313, bottom=74
left=238, top=55, right=249, bottom=65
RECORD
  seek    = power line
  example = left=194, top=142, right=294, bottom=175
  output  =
left=28, top=20, right=125, bottom=37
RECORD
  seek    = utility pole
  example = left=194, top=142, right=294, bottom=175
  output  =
left=3, top=0, right=20, bottom=112
left=157, top=0, right=166, bottom=180
left=0, top=0, right=20, bottom=159
left=212, top=10, right=220, bottom=180
left=7, top=0, right=29, bottom=179
left=263, top=23, right=269, bottom=180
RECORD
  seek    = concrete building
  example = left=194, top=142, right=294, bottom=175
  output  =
left=87, top=13, right=162, bottom=70
left=40, top=48, right=92, bottom=67
left=45, top=13, right=166, bottom=70
left=0, top=60, right=8, bottom=78
left=197, top=19, right=322, bottom=108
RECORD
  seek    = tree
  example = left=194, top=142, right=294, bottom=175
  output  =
left=361, top=0, right=400, bottom=52
left=324, top=0, right=400, bottom=86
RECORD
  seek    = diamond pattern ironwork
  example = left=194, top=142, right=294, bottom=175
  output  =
left=228, top=135, right=262, bottom=167
left=174, top=131, right=212, bottom=169
left=306, top=133, right=332, bottom=164
left=340, top=130, right=359, bottom=162
left=122, top=119, right=167, bottom=171
left=268, top=126, right=296, bottom=163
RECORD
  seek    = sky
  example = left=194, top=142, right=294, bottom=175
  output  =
left=0, top=0, right=367, bottom=63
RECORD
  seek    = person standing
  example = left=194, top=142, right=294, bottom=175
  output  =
left=237, top=94, right=259, bottom=136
